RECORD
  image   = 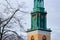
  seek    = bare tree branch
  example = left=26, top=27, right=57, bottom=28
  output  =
left=0, top=0, right=28, bottom=40
left=2, top=30, right=24, bottom=40
left=1, top=9, right=19, bottom=40
left=0, top=18, right=9, bottom=25
left=5, top=0, right=13, bottom=9
left=3, top=30, right=18, bottom=36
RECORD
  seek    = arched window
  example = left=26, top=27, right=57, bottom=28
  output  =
left=42, top=35, right=47, bottom=40
left=31, top=36, right=34, bottom=40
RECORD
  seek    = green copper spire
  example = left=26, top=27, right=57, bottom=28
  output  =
left=33, top=0, right=44, bottom=12
left=26, top=0, right=51, bottom=32
left=27, top=0, right=51, bottom=32
left=30, top=0, right=47, bottom=30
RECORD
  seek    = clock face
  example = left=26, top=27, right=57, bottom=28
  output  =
left=31, top=36, right=34, bottom=40
left=42, top=35, right=47, bottom=40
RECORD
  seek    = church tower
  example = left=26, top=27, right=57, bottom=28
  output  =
left=27, top=0, right=52, bottom=40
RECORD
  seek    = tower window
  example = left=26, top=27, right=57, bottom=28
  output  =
left=31, top=36, right=34, bottom=40
left=42, top=35, right=47, bottom=40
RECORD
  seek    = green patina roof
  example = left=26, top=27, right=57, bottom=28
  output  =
left=27, top=28, right=52, bottom=32
left=27, top=0, right=52, bottom=32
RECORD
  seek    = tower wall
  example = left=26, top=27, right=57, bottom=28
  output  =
left=27, top=30, right=51, bottom=40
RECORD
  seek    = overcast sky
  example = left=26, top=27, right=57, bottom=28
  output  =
left=45, top=0, right=60, bottom=40
left=0, top=0, right=60, bottom=40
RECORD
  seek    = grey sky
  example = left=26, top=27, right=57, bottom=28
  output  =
left=0, top=0, right=60, bottom=40
left=45, top=0, right=60, bottom=40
